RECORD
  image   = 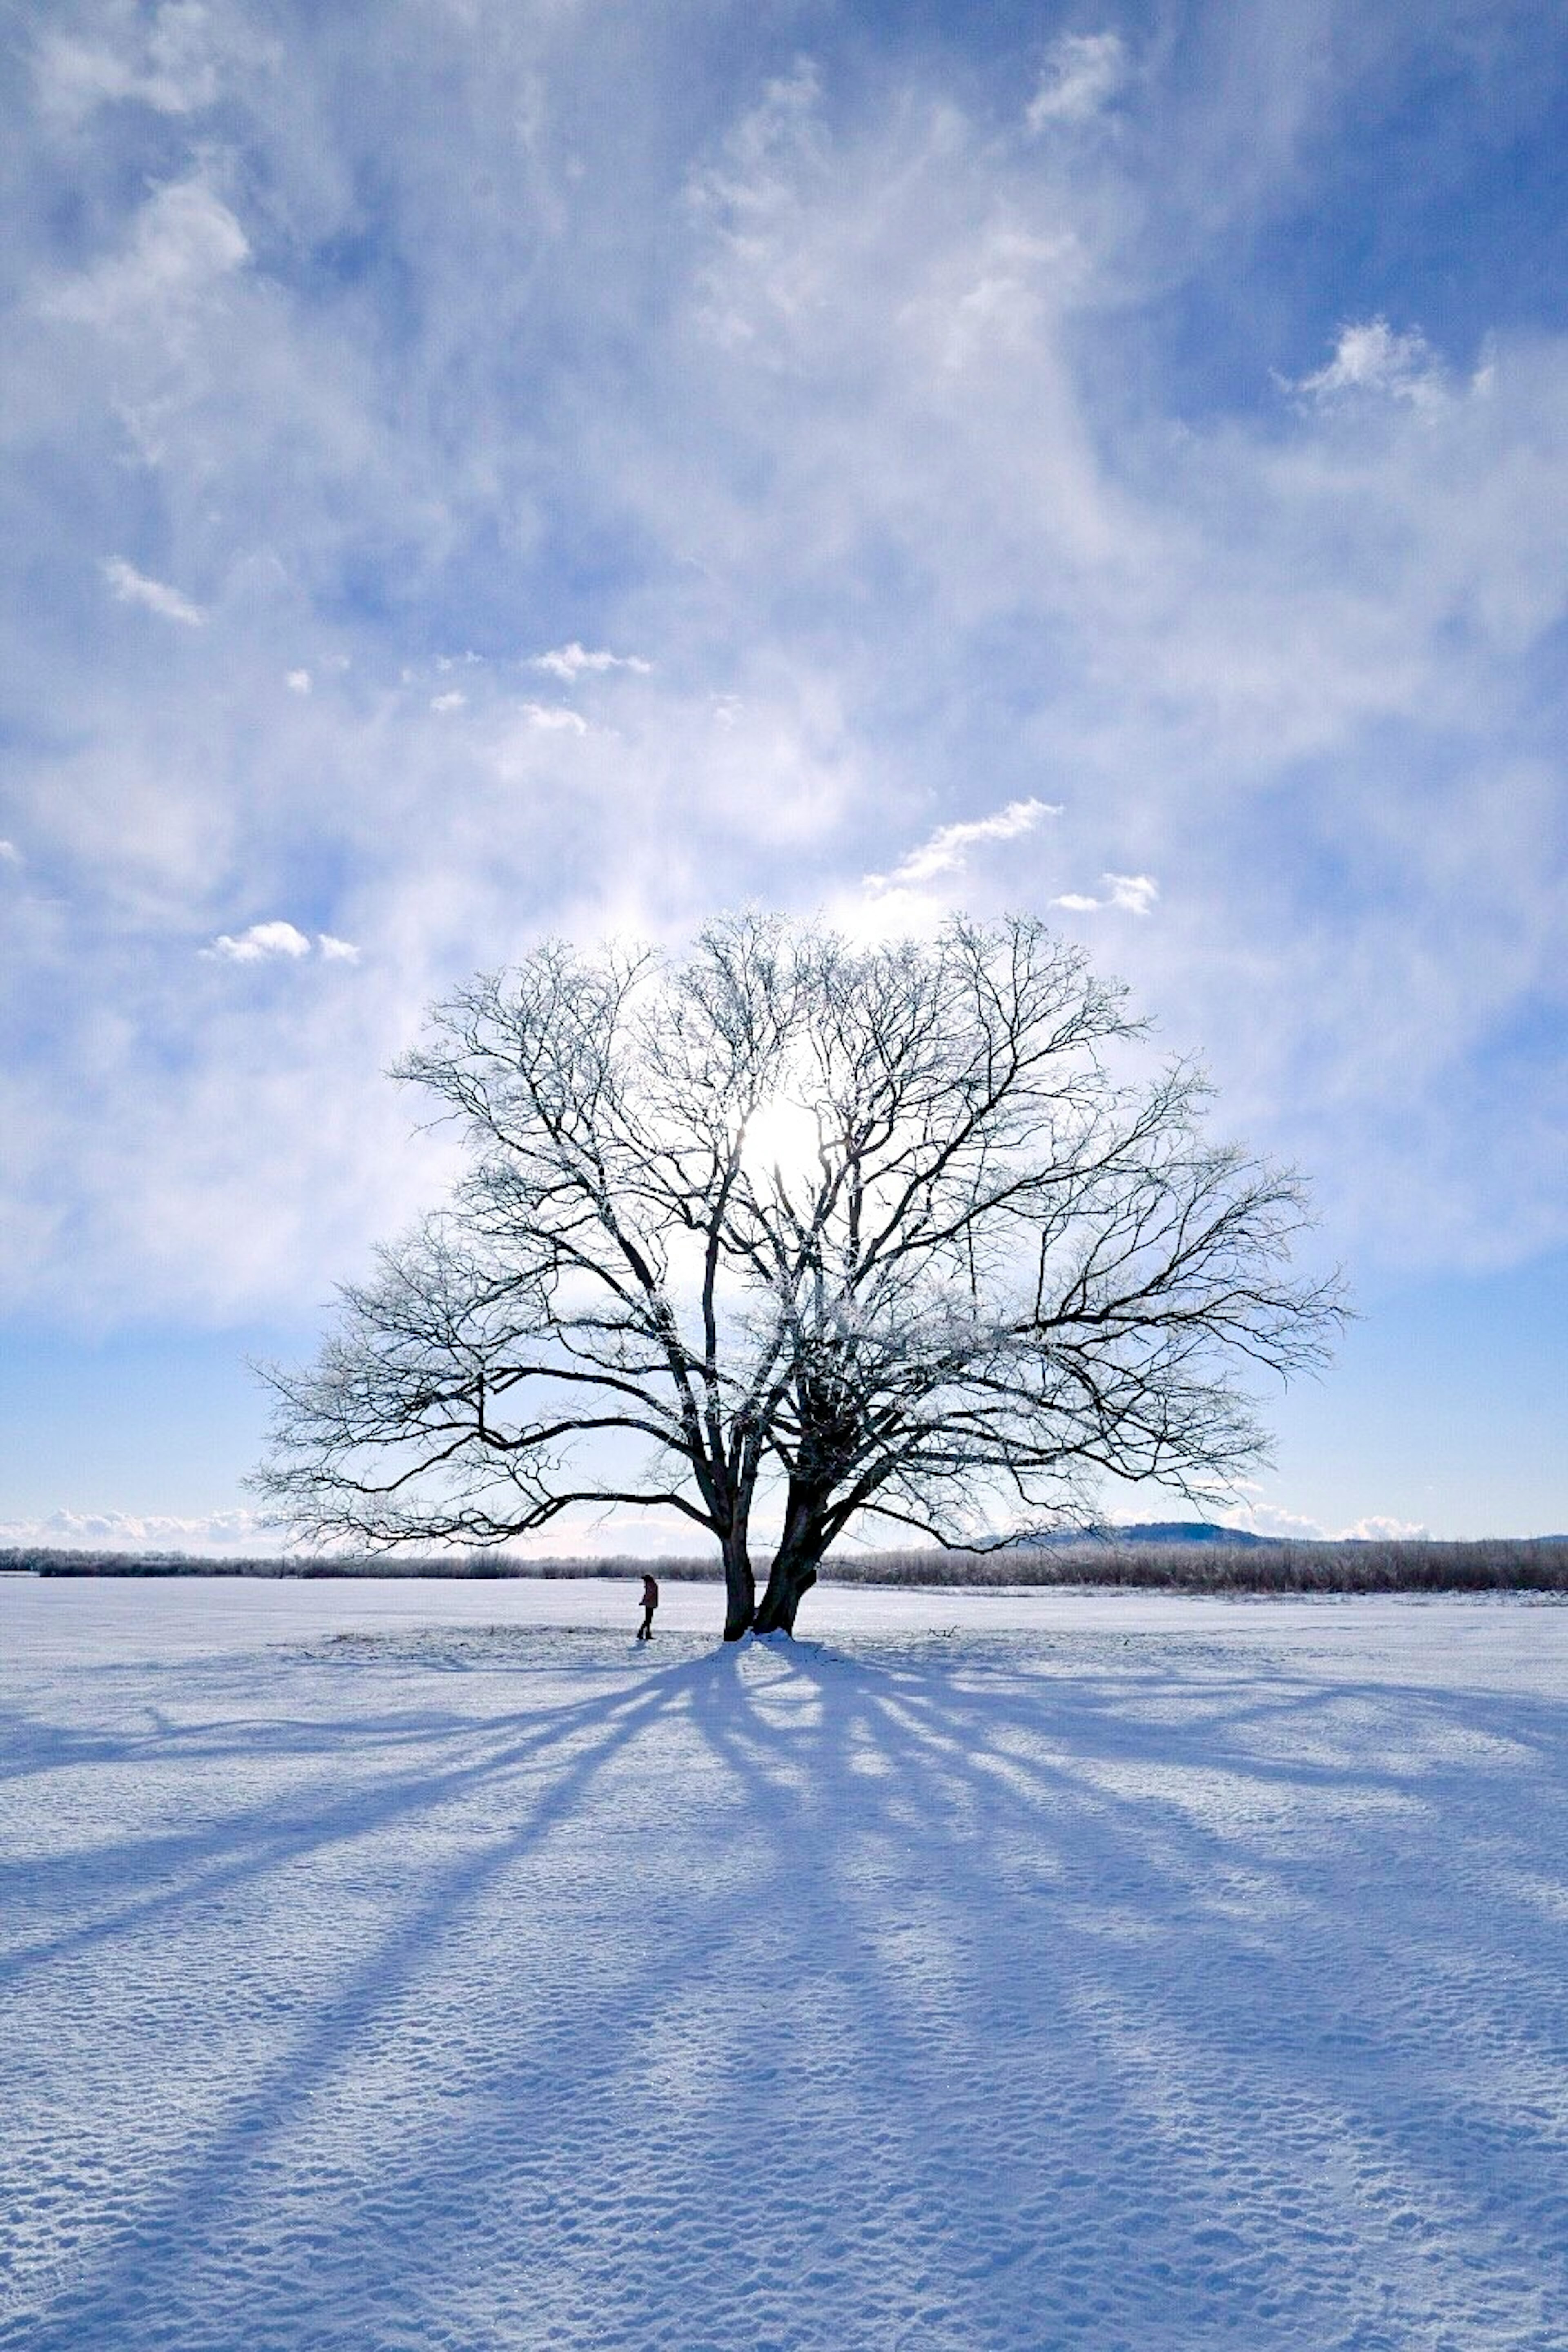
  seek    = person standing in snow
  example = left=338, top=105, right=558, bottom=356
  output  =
left=637, top=1570, right=659, bottom=1641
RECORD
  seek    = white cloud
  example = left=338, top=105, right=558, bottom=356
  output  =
left=1102, top=872, right=1159, bottom=915
left=1234, top=1503, right=1329, bottom=1540
left=864, top=797, right=1061, bottom=893
left=1198, top=1502, right=1435, bottom=1543
left=0, top=840, right=20, bottom=866
left=0, top=1506, right=271, bottom=1553
left=688, top=60, right=829, bottom=355
left=1295, top=318, right=1446, bottom=409
left=102, top=557, right=206, bottom=627
left=1052, top=872, right=1159, bottom=916
left=203, top=921, right=313, bottom=964
left=49, top=174, right=249, bottom=329
left=1026, top=32, right=1128, bottom=131
left=1339, top=1514, right=1432, bottom=1542
left=521, top=702, right=590, bottom=734
left=430, top=690, right=467, bottom=713
left=33, top=3, right=224, bottom=122
left=317, top=934, right=360, bottom=962
left=531, top=642, right=653, bottom=680
left=286, top=668, right=312, bottom=695
left=7, top=13, right=1568, bottom=1367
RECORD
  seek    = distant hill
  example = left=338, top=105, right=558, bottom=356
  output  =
left=1066, top=1521, right=1272, bottom=1548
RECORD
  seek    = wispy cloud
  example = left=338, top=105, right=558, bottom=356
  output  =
left=49, top=174, right=248, bottom=328
left=430, top=690, right=467, bottom=713
left=102, top=557, right=205, bottom=627
left=1026, top=31, right=1128, bottom=131
left=521, top=702, right=590, bottom=734
left=286, top=668, right=312, bottom=695
left=531, top=642, right=653, bottom=681
left=34, top=3, right=225, bottom=124
left=5, top=3, right=1568, bottom=1539
left=0, top=1506, right=270, bottom=1552
left=865, top=798, right=1061, bottom=894
left=317, top=934, right=360, bottom=962
left=1294, top=318, right=1446, bottom=409
left=0, top=840, right=20, bottom=867
left=1052, top=873, right=1159, bottom=916
left=1229, top=1502, right=1328, bottom=1540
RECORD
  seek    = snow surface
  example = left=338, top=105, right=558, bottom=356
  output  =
left=3, top=1575, right=1566, bottom=2351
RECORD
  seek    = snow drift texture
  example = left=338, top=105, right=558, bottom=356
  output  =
left=3, top=1577, right=1566, bottom=2350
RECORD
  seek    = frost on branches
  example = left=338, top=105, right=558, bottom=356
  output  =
left=254, top=914, right=1343, bottom=1638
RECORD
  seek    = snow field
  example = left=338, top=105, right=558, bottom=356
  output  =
left=2, top=1577, right=1566, bottom=2349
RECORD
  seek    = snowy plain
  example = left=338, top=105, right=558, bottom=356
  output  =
left=2, top=1575, right=1566, bottom=2352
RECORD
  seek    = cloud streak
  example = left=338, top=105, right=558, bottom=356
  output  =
left=101, top=558, right=205, bottom=627
left=1052, top=873, right=1160, bottom=917
left=532, top=643, right=653, bottom=681
left=865, top=799, right=1062, bottom=894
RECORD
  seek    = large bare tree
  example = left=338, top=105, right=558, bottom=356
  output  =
left=254, top=913, right=1343, bottom=1637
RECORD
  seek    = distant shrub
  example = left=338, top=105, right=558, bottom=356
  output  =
left=9, top=1547, right=721, bottom=1581
left=819, top=1537, right=1568, bottom=1594
left=8, top=1537, right=1567, bottom=1591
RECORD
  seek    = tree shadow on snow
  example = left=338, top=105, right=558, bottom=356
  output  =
left=4, top=1624, right=1567, bottom=2350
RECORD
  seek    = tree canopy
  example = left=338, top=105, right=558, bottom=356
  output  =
left=254, top=913, right=1343, bottom=1635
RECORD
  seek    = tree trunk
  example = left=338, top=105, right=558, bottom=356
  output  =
left=752, top=1543, right=822, bottom=1635
left=753, top=1483, right=831, bottom=1635
left=721, top=1532, right=756, bottom=1642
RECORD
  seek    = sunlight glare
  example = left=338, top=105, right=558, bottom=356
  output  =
left=741, top=1095, right=825, bottom=1191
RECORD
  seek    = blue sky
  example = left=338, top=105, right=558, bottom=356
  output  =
left=2, top=0, right=1566, bottom=1550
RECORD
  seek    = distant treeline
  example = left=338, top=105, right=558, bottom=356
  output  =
left=826, top=1538, right=1568, bottom=1594
left=7, top=1548, right=656, bottom=1581
left=8, top=1537, right=1568, bottom=1592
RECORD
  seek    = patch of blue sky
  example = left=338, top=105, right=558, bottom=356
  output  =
left=0, top=1320, right=307, bottom=1531
left=1265, top=1249, right=1568, bottom=1538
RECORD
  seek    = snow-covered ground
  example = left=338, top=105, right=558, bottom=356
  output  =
left=3, top=1577, right=1566, bottom=2351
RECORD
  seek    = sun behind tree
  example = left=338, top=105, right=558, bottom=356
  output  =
left=253, top=911, right=1344, bottom=1638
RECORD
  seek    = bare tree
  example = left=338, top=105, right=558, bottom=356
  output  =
left=254, top=913, right=1343, bottom=1637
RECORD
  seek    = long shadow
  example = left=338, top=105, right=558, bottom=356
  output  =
left=4, top=1626, right=1567, bottom=2350
left=4, top=1643, right=753, bottom=2348
left=652, top=1637, right=1568, bottom=2343
left=771, top=1648, right=1568, bottom=2183
left=0, top=1650, right=721, bottom=1982
left=424, top=1633, right=1568, bottom=2344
